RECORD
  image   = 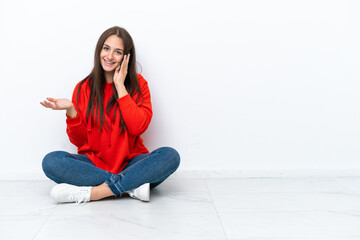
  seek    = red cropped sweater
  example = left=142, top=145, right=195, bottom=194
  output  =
left=66, top=74, right=152, bottom=174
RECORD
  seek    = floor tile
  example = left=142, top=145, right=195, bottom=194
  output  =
left=154, top=178, right=209, bottom=192
left=35, top=212, right=227, bottom=240
left=1, top=178, right=360, bottom=240
left=210, top=192, right=360, bottom=213
left=0, top=215, right=49, bottom=240
left=0, top=180, right=54, bottom=197
left=0, top=195, right=57, bottom=216
left=52, top=190, right=217, bottom=215
left=218, top=211, right=360, bottom=239
left=228, top=237, right=360, bottom=240
left=206, top=178, right=346, bottom=194
left=335, top=177, right=360, bottom=193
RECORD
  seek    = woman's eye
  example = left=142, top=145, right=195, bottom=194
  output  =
left=116, top=51, right=123, bottom=55
left=103, top=47, right=109, bottom=50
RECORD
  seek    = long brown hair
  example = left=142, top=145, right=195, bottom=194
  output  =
left=76, top=26, right=143, bottom=133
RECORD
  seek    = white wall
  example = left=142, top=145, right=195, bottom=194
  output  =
left=1, top=0, right=360, bottom=179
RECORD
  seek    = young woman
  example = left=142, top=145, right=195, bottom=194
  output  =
left=40, top=26, right=180, bottom=204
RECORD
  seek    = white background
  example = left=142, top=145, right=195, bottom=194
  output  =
left=1, top=0, right=360, bottom=179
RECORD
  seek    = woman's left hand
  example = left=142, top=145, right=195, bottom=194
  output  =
left=113, top=54, right=130, bottom=86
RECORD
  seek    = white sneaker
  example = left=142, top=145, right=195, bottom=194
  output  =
left=50, top=183, right=92, bottom=204
left=127, top=183, right=150, bottom=202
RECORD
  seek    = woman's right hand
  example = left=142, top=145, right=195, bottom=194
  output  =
left=40, top=97, right=73, bottom=110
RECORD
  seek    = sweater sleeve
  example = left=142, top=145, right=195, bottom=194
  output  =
left=117, top=76, right=153, bottom=136
left=66, top=81, right=88, bottom=148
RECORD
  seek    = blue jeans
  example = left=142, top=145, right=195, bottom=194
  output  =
left=42, top=147, right=180, bottom=196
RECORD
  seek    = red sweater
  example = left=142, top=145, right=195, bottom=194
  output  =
left=66, top=74, right=152, bottom=174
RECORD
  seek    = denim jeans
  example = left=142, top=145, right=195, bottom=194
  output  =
left=42, top=147, right=180, bottom=195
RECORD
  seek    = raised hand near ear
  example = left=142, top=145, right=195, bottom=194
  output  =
left=113, top=54, right=130, bottom=87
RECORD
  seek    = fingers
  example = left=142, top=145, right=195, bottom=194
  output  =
left=121, top=54, right=130, bottom=70
left=113, top=54, right=130, bottom=84
left=41, top=97, right=57, bottom=109
left=40, top=100, right=56, bottom=109
left=124, top=54, right=130, bottom=65
left=119, top=56, right=125, bottom=69
left=46, top=97, right=56, bottom=102
left=40, top=100, right=49, bottom=107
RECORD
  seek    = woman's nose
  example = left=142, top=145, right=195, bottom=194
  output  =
left=107, top=51, right=114, bottom=59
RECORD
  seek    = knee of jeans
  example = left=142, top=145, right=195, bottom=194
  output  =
left=159, top=147, right=180, bottom=171
left=42, top=151, right=67, bottom=174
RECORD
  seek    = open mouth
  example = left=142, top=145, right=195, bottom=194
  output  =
left=103, top=58, right=115, bottom=66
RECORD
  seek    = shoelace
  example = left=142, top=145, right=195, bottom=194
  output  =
left=69, top=189, right=91, bottom=205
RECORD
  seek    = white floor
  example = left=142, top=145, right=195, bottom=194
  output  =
left=0, top=177, right=359, bottom=240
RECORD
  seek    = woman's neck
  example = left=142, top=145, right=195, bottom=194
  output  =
left=105, top=71, right=114, bottom=83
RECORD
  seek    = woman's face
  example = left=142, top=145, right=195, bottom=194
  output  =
left=100, top=35, right=125, bottom=72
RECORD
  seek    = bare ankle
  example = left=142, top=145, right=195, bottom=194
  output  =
left=90, top=183, right=114, bottom=201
